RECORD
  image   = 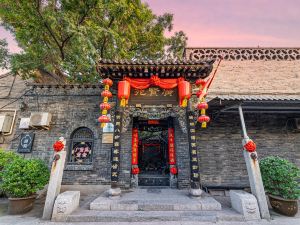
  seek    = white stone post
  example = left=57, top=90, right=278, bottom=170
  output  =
left=42, top=137, right=67, bottom=220
left=238, top=106, right=270, bottom=220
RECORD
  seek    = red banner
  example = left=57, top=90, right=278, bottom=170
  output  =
left=131, top=128, right=139, bottom=165
left=168, top=128, right=176, bottom=165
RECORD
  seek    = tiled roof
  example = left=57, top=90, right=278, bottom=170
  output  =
left=97, top=59, right=215, bottom=79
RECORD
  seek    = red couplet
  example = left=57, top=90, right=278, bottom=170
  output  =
left=131, top=128, right=139, bottom=165
left=168, top=128, right=176, bottom=165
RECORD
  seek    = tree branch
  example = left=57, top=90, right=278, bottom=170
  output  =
left=100, top=16, right=115, bottom=58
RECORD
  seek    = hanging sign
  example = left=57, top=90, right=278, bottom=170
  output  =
left=17, top=133, right=35, bottom=153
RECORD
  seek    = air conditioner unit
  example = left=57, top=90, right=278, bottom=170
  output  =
left=29, top=112, right=52, bottom=130
left=0, top=114, right=13, bottom=133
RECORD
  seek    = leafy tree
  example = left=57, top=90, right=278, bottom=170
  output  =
left=0, top=0, right=187, bottom=83
left=0, top=39, right=9, bottom=69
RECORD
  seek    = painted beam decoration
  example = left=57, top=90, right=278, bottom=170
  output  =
left=187, top=112, right=200, bottom=189
left=111, top=111, right=122, bottom=183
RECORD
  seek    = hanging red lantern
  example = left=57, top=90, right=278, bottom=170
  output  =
left=170, top=167, right=177, bottom=175
left=197, top=102, right=208, bottom=110
left=118, top=80, right=131, bottom=107
left=132, top=167, right=140, bottom=175
left=243, top=139, right=257, bottom=152
left=98, top=115, right=110, bottom=127
left=101, top=90, right=112, bottom=98
left=195, top=79, right=206, bottom=87
left=197, top=115, right=210, bottom=123
left=103, top=78, right=113, bottom=87
left=178, top=80, right=191, bottom=107
left=53, top=141, right=65, bottom=152
left=100, top=102, right=111, bottom=110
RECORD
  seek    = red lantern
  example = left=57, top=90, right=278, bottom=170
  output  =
left=197, top=115, right=210, bottom=123
left=195, top=79, right=206, bottom=87
left=100, top=102, right=111, bottom=110
left=244, top=140, right=256, bottom=152
left=197, top=102, right=208, bottom=110
left=103, top=78, right=113, bottom=87
left=178, top=80, right=191, bottom=107
left=132, top=167, right=140, bottom=175
left=101, top=90, right=112, bottom=98
left=98, top=115, right=110, bottom=123
left=53, top=141, right=64, bottom=152
left=118, top=80, right=131, bottom=107
left=170, top=167, right=177, bottom=175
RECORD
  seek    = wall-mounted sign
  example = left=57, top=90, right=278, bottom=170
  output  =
left=129, top=87, right=178, bottom=105
left=17, top=133, right=35, bottom=153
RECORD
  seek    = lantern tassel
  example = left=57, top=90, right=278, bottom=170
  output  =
left=120, top=98, right=126, bottom=107
left=201, top=122, right=207, bottom=128
left=181, top=98, right=188, bottom=107
left=101, top=123, right=106, bottom=128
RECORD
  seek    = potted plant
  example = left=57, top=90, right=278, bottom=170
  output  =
left=0, top=157, right=50, bottom=214
left=0, top=149, right=21, bottom=196
left=260, top=156, right=300, bottom=216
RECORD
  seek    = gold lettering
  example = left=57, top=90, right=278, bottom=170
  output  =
left=192, top=165, right=198, bottom=170
left=191, top=143, right=196, bottom=147
left=113, top=157, right=119, bottom=161
left=193, top=173, right=199, bottom=178
left=112, top=164, right=118, bottom=169
left=162, top=89, right=174, bottom=96
left=148, top=87, right=160, bottom=96
left=116, top=122, right=121, bottom=126
left=114, top=142, right=119, bottom=147
left=134, top=89, right=146, bottom=96
left=113, top=149, right=119, bottom=154
left=191, top=136, right=196, bottom=140
left=112, top=172, right=118, bottom=177
left=192, top=157, right=198, bottom=162
left=191, top=150, right=197, bottom=154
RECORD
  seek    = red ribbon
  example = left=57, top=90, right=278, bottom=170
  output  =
left=124, top=75, right=184, bottom=90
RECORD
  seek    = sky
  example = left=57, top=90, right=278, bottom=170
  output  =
left=1, top=0, right=300, bottom=56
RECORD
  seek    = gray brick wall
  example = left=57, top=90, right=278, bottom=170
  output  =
left=196, top=112, right=300, bottom=188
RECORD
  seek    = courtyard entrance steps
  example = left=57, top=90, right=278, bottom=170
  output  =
left=65, top=188, right=245, bottom=222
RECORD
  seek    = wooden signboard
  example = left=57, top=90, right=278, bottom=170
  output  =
left=17, top=133, right=35, bottom=153
left=129, top=87, right=178, bottom=105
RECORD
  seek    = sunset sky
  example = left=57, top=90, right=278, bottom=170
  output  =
left=1, top=0, right=300, bottom=54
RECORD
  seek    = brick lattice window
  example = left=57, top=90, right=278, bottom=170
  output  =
left=69, top=127, right=94, bottom=164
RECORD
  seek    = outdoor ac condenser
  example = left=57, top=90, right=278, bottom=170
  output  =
left=0, top=114, right=13, bottom=133
left=29, top=112, right=52, bottom=130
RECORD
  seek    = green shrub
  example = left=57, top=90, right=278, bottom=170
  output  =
left=0, top=158, right=50, bottom=198
left=0, top=149, right=21, bottom=171
left=260, top=156, right=300, bottom=199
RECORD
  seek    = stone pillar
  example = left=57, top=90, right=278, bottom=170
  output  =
left=42, top=137, right=66, bottom=220
left=108, top=110, right=122, bottom=196
left=238, top=105, right=270, bottom=220
left=187, top=112, right=202, bottom=196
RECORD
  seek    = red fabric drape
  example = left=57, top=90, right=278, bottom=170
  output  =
left=124, top=75, right=184, bottom=90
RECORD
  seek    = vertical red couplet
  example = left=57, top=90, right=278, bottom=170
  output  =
left=131, top=128, right=139, bottom=165
left=168, top=128, right=176, bottom=165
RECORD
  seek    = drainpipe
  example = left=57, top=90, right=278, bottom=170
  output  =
left=238, top=105, right=270, bottom=220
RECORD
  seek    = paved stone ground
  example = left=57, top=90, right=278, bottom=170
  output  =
left=1, top=187, right=299, bottom=225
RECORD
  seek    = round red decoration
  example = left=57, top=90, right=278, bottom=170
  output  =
left=178, top=80, right=191, bottom=107
left=53, top=141, right=64, bottom=152
left=243, top=140, right=256, bottom=152
left=100, top=102, right=111, bottom=110
left=118, top=80, right=131, bottom=107
left=132, top=167, right=140, bottom=175
left=101, top=90, right=112, bottom=98
left=195, top=79, right=206, bottom=87
left=103, top=78, right=113, bottom=86
left=170, top=167, right=177, bottom=175
left=197, top=115, right=210, bottom=123
left=98, top=115, right=110, bottom=123
left=197, top=102, right=208, bottom=110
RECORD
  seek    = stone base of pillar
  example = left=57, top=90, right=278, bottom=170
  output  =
left=170, top=174, right=178, bottom=188
left=108, top=187, right=121, bottom=197
left=189, top=188, right=203, bottom=197
left=131, top=175, right=138, bottom=188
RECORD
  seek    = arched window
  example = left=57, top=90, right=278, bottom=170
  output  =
left=69, top=127, right=94, bottom=164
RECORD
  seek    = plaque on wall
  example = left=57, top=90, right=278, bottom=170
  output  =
left=129, top=87, right=178, bottom=106
left=102, top=133, right=114, bottom=144
left=17, top=133, right=35, bottom=153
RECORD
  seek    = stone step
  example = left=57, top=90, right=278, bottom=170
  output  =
left=66, top=209, right=244, bottom=222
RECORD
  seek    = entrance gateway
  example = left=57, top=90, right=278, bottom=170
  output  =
left=97, top=59, right=215, bottom=196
